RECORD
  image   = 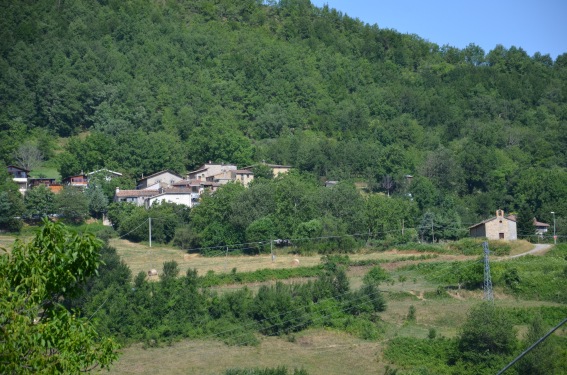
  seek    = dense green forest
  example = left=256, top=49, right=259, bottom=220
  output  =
left=1, top=0, right=567, bottom=238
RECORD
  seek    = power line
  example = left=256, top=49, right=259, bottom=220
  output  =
left=496, top=317, right=567, bottom=375
left=115, top=218, right=149, bottom=240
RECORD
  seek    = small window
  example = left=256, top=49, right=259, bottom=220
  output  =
left=499, top=233, right=504, bottom=239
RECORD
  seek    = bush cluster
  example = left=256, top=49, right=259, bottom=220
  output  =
left=68, top=246, right=387, bottom=346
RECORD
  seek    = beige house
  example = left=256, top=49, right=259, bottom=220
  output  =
left=243, top=163, right=292, bottom=178
left=232, top=169, right=254, bottom=186
left=186, top=163, right=237, bottom=182
left=172, top=179, right=202, bottom=192
left=469, top=210, right=517, bottom=240
left=270, top=164, right=292, bottom=177
left=137, top=170, right=183, bottom=190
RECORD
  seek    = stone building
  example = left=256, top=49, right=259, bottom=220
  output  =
left=469, top=209, right=517, bottom=241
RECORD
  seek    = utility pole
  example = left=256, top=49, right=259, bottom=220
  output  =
left=271, top=240, right=275, bottom=262
left=149, top=217, right=152, bottom=248
left=431, top=218, right=435, bottom=243
left=551, top=211, right=556, bottom=244
left=483, top=241, right=494, bottom=303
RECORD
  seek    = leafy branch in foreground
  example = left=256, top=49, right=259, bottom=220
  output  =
left=0, top=219, right=119, bottom=374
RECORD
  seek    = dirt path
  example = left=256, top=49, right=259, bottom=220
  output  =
left=506, top=243, right=552, bottom=259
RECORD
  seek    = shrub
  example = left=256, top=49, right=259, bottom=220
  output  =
left=343, top=317, right=381, bottom=340
left=455, top=303, right=517, bottom=368
left=363, top=266, right=390, bottom=285
left=407, top=305, right=416, bottom=322
left=384, top=337, right=453, bottom=373
left=95, top=226, right=116, bottom=243
left=428, top=328, right=437, bottom=340
left=449, top=238, right=511, bottom=256
left=251, top=283, right=310, bottom=336
left=173, top=225, right=198, bottom=250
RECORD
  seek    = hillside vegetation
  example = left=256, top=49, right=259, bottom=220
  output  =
left=1, top=0, right=567, bottom=234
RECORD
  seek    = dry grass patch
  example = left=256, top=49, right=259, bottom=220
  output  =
left=105, top=330, right=385, bottom=375
left=508, top=240, right=536, bottom=256
left=0, top=235, right=16, bottom=251
left=110, top=238, right=325, bottom=277
left=111, top=238, right=453, bottom=279
left=0, top=233, right=35, bottom=252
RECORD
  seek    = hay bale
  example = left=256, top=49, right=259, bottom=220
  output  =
left=147, top=269, right=158, bottom=277
left=291, top=258, right=300, bottom=266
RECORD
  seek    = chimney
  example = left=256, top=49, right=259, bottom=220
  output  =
left=116, top=187, right=120, bottom=193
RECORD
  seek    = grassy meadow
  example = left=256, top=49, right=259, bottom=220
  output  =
left=97, top=238, right=566, bottom=375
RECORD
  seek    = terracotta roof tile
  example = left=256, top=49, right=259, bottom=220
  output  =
left=115, top=190, right=158, bottom=197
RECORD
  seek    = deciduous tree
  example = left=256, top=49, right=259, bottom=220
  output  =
left=24, top=185, right=56, bottom=218
left=13, top=142, right=43, bottom=172
left=0, top=165, right=23, bottom=231
left=56, top=186, right=89, bottom=224
left=0, top=219, right=118, bottom=374
left=455, top=303, right=517, bottom=370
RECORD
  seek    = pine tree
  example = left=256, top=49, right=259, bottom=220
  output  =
left=517, top=204, right=534, bottom=240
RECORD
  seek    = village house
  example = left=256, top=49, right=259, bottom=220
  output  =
left=28, top=178, right=62, bottom=193
left=111, top=162, right=281, bottom=211
left=243, top=163, right=292, bottom=178
left=114, top=188, right=159, bottom=206
left=172, top=179, right=202, bottom=191
left=469, top=209, right=517, bottom=241
left=7, top=165, right=29, bottom=194
left=186, top=162, right=238, bottom=184
left=62, top=174, right=88, bottom=188
left=199, top=180, right=221, bottom=194
left=136, top=170, right=183, bottom=190
left=87, top=169, right=123, bottom=182
left=28, top=178, right=56, bottom=188
left=144, top=188, right=197, bottom=209
left=232, top=169, right=254, bottom=186
left=533, top=218, right=550, bottom=238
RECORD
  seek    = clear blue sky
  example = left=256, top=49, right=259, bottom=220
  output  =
left=310, top=0, right=567, bottom=60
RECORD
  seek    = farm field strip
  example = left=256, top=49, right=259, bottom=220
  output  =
left=109, top=238, right=477, bottom=277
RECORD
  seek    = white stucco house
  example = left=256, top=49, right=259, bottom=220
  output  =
left=144, top=188, right=199, bottom=208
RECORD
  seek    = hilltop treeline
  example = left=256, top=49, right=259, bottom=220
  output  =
left=1, top=0, right=567, bottom=227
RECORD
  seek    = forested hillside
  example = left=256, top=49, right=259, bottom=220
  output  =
left=1, top=0, right=567, bottom=228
